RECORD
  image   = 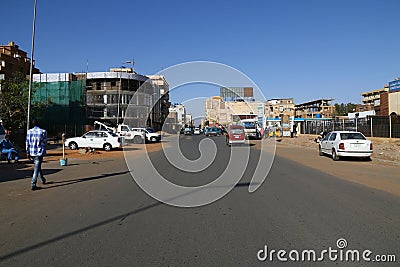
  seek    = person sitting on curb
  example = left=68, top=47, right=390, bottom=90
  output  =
left=0, top=135, right=19, bottom=163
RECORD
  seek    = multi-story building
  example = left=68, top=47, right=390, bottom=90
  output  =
left=220, top=87, right=254, bottom=102
left=0, top=41, right=40, bottom=81
left=379, top=91, right=400, bottom=116
left=33, top=70, right=169, bottom=133
left=361, top=86, right=389, bottom=106
left=204, top=96, right=264, bottom=126
left=169, top=104, right=186, bottom=126
left=295, top=99, right=334, bottom=118
left=204, top=96, right=223, bottom=125
left=147, top=75, right=170, bottom=130
left=265, top=98, right=295, bottom=119
left=32, top=73, right=86, bottom=128
left=82, top=71, right=150, bottom=127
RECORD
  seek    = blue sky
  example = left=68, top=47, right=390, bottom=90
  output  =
left=3, top=0, right=400, bottom=106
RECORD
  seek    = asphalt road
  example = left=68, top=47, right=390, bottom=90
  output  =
left=1, top=135, right=399, bottom=266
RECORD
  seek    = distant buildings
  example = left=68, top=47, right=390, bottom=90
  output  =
left=294, top=99, right=334, bottom=118
left=265, top=98, right=295, bottom=118
left=168, top=104, right=186, bottom=126
left=361, top=86, right=389, bottom=106
left=220, top=87, right=255, bottom=102
left=361, top=78, right=400, bottom=116
left=32, top=70, right=170, bottom=132
left=204, top=92, right=264, bottom=127
left=0, top=41, right=40, bottom=81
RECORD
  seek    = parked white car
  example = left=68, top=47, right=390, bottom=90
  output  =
left=193, top=128, right=201, bottom=135
left=65, top=130, right=124, bottom=151
left=319, top=131, right=373, bottom=161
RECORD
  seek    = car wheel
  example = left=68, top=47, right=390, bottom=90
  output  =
left=103, top=143, right=112, bottom=151
left=319, top=145, right=323, bottom=156
left=134, top=135, right=143, bottom=144
left=332, top=149, right=340, bottom=161
left=150, top=137, right=157, bottom=142
left=69, top=142, right=78, bottom=150
left=364, top=156, right=372, bottom=161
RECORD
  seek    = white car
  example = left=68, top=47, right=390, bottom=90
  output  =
left=319, top=131, right=373, bottom=161
left=65, top=130, right=124, bottom=151
left=193, top=128, right=201, bottom=135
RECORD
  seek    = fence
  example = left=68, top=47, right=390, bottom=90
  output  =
left=302, top=115, right=400, bottom=138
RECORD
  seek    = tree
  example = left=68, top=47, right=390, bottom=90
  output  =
left=0, top=73, right=45, bottom=132
left=333, top=102, right=357, bottom=116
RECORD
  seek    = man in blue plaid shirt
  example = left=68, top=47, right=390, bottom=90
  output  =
left=26, top=119, right=47, bottom=190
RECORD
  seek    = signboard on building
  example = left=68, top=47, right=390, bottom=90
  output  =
left=389, top=79, right=400, bottom=93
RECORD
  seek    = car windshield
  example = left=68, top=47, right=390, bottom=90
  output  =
left=146, top=128, right=155, bottom=133
left=231, top=128, right=244, bottom=134
left=242, top=122, right=256, bottom=129
left=340, top=132, right=366, bottom=140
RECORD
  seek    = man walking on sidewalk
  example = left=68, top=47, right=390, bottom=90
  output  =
left=26, top=119, right=47, bottom=191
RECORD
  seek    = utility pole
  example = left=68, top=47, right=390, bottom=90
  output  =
left=27, top=0, right=37, bottom=132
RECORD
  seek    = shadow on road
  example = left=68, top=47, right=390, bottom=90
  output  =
left=0, top=166, right=63, bottom=183
left=0, top=180, right=258, bottom=262
left=41, top=171, right=130, bottom=189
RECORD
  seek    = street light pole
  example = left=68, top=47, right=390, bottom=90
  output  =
left=27, top=0, right=37, bottom=132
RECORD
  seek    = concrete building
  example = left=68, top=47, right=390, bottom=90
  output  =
left=185, top=114, right=193, bottom=126
left=0, top=41, right=40, bottom=81
left=33, top=70, right=169, bottom=132
left=204, top=96, right=264, bottom=126
left=32, top=73, right=86, bottom=129
left=220, top=87, right=254, bottom=102
left=379, top=91, right=400, bottom=116
left=147, top=75, right=170, bottom=130
left=80, top=71, right=150, bottom=127
left=361, top=86, right=389, bottom=107
left=265, top=98, right=295, bottom=119
left=295, top=99, right=334, bottom=118
left=169, top=104, right=186, bottom=126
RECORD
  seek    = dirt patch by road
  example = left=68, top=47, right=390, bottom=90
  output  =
left=44, top=142, right=163, bottom=162
left=277, top=134, right=400, bottom=162
left=275, top=140, right=400, bottom=197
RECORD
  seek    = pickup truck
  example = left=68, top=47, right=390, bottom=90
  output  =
left=131, top=127, right=161, bottom=142
left=94, top=121, right=144, bottom=143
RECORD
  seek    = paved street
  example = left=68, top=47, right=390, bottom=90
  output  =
left=1, top=135, right=399, bottom=266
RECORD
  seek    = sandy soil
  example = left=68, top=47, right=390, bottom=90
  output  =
left=278, top=134, right=400, bottom=162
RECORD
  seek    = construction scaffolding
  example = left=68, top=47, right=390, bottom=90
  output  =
left=32, top=73, right=86, bottom=137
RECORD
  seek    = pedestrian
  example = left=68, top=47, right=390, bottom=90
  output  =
left=0, top=135, right=19, bottom=163
left=26, top=119, right=47, bottom=191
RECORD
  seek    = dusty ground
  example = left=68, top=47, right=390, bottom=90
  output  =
left=278, top=134, right=400, bottom=162
left=44, top=142, right=162, bottom=162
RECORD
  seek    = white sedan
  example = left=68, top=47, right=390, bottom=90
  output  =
left=319, top=131, right=373, bottom=161
left=65, top=130, right=124, bottom=151
left=193, top=128, right=201, bottom=135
